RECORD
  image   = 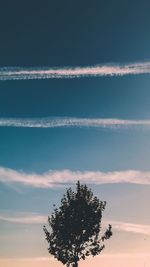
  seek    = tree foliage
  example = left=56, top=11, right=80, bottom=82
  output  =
left=43, top=181, right=112, bottom=267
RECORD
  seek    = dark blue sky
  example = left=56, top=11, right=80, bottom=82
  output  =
left=0, top=0, right=150, bottom=66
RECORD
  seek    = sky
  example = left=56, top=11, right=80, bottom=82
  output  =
left=0, top=0, right=150, bottom=266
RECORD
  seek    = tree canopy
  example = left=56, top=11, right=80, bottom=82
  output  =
left=43, top=181, right=112, bottom=267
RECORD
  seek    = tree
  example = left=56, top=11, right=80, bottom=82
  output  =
left=43, top=181, right=112, bottom=267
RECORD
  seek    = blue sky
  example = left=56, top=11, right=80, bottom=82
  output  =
left=1, top=1, right=150, bottom=267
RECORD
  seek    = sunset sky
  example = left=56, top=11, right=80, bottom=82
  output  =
left=0, top=1, right=150, bottom=267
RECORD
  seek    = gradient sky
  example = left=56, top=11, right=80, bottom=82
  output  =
left=1, top=1, right=150, bottom=267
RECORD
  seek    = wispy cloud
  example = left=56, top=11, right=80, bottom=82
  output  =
left=1, top=254, right=150, bottom=262
left=108, top=220, right=150, bottom=236
left=0, top=117, right=150, bottom=129
left=0, top=257, right=51, bottom=262
left=1, top=211, right=150, bottom=237
left=0, top=213, right=46, bottom=224
left=0, top=62, right=150, bottom=80
left=1, top=167, right=150, bottom=188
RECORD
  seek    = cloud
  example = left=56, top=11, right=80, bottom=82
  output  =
left=1, top=210, right=150, bottom=237
left=108, top=220, right=150, bottom=236
left=0, top=117, right=150, bottom=129
left=0, top=213, right=47, bottom=224
left=1, top=167, right=150, bottom=188
left=1, top=254, right=150, bottom=262
left=0, top=257, right=53, bottom=261
left=0, top=62, right=150, bottom=80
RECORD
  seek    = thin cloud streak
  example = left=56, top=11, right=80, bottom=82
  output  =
left=108, top=220, right=150, bottom=236
left=1, top=254, right=150, bottom=261
left=0, top=117, right=150, bottom=129
left=0, top=214, right=47, bottom=224
left=0, top=257, right=51, bottom=262
left=1, top=167, right=150, bottom=188
left=1, top=62, right=150, bottom=80
left=1, top=212, right=150, bottom=236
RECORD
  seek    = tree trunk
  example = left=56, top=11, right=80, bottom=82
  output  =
left=72, top=252, right=78, bottom=267
left=73, top=262, right=78, bottom=267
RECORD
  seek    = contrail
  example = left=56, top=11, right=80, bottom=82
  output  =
left=1, top=62, right=150, bottom=80
left=0, top=117, right=150, bottom=129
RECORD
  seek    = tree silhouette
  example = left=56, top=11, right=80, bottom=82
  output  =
left=43, top=181, right=112, bottom=267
